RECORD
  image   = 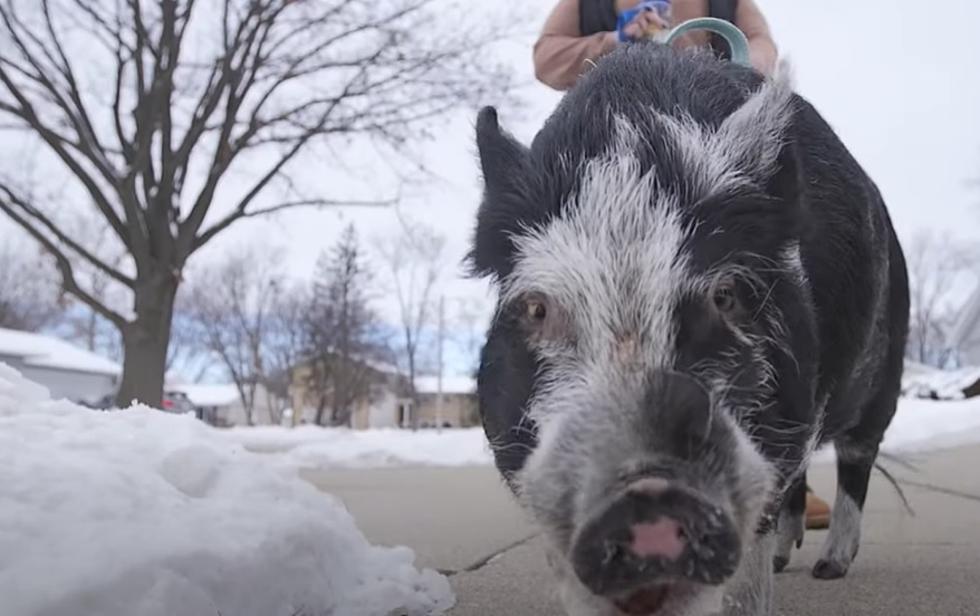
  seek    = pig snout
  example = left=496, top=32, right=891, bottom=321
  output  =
left=569, top=372, right=742, bottom=603
left=570, top=479, right=741, bottom=599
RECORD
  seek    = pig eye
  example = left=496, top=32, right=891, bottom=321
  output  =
left=525, top=298, right=548, bottom=323
left=517, top=293, right=569, bottom=341
left=519, top=293, right=553, bottom=333
left=713, top=283, right=739, bottom=314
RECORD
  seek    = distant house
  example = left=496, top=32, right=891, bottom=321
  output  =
left=286, top=353, right=479, bottom=430
left=288, top=357, right=410, bottom=429
left=412, top=375, right=479, bottom=429
left=168, top=382, right=279, bottom=427
left=0, top=327, right=119, bottom=405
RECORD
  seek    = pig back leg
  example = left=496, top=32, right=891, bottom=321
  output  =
left=813, top=380, right=902, bottom=580
left=814, top=291, right=905, bottom=579
left=811, top=437, right=877, bottom=580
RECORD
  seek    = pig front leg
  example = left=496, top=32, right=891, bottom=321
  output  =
left=773, top=475, right=807, bottom=573
left=722, top=533, right=776, bottom=616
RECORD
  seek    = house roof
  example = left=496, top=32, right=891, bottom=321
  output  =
left=0, top=327, right=120, bottom=376
left=293, top=352, right=402, bottom=378
left=168, top=383, right=240, bottom=408
left=414, top=375, right=476, bottom=395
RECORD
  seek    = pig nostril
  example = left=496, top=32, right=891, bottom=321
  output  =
left=629, top=519, right=686, bottom=560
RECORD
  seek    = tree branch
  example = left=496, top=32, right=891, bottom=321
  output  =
left=194, top=196, right=391, bottom=252
left=0, top=183, right=135, bottom=288
left=0, top=188, right=127, bottom=328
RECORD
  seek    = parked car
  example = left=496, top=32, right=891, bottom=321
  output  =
left=162, top=390, right=196, bottom=415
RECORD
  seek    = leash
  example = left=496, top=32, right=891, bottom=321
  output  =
left=665, top=17, right=751, bottom=67
left=616, top=2, right=751, bottom=69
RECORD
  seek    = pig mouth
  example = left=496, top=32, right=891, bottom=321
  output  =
left=614, top=583, right=672, bottom=615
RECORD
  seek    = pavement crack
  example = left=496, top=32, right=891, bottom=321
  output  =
left=443, top=533, right=540, bottom=577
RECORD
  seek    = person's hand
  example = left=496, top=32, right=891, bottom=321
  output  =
left=622, top=7, right=670, bottom=41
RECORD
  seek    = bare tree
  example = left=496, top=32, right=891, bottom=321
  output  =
left=906, top=230, right=980, bottom=366
left=185, top=249, right=284, bottom=426
left=0, top=239, right=63, bottom=331
left=378, top=216, right=445, bottom=428
left=0, top=0, right=515, bottom=406
left=262, top=283, right=308, bottom=425
left=452, top=296, right=489, bottom=375
left=54, top=217, right=127, bottom=360
left=305, top=225, right=387, bottom=426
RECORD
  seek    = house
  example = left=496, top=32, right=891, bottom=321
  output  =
left=286, top=352, right=480, bottom=429
left=0, top=327, right=119, bottom=405
left=412, top=375, right=479, bottom=428
left=167, top=382, right=280, bottom=427
left=288, top=356, right=410, bottom=429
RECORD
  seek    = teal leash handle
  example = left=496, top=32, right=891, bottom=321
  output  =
left=665, top=17, right=751, bottom=67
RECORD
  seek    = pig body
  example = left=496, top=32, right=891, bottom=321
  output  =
left=471, top=43, right=908, bottom=616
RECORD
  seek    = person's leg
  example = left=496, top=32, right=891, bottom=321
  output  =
left=805, top=485, right=831, bottom=530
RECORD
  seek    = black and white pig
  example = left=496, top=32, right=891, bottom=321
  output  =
left=470, top=43, right=909, bottom=616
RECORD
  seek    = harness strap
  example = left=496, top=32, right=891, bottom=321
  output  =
left=708, top=0, right=740, bottom=59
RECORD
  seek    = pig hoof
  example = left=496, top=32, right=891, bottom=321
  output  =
left=773, top=555, right=789, bottom=573
left=773, top=509, right=803, bottom=574
left=812, top=558, right=849, bottom=580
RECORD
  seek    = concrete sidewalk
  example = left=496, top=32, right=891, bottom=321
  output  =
left=302, top=444, right=980, bottom=615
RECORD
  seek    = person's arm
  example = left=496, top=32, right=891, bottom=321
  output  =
left=533, top=0, right=619, bottom=91
left=734, top=0, right=778, bottom=74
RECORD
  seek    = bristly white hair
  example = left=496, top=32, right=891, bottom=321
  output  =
left=502, top=116, right=692, bottom=371
left=655, top=61, right=797, bottom=200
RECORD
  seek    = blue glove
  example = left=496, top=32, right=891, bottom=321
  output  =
left=616, top=0, right=672, bottom=42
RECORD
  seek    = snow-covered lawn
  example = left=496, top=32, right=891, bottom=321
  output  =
left=807, top=396, right=980, bottom=464
left=873, top=396, right=980, bottom=454
left=225, top=398, right=980, bottom=471
left=225, top=425, right=494, bottom=469
left=0, top=364, right=452, bottom=616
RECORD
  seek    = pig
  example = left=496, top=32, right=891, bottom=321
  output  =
left=469, top=43, right=909, bottom=616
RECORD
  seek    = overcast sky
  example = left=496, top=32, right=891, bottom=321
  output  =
left=6, top=1, right=979, bottom=377
left=206, top=0, right=980, bottom=374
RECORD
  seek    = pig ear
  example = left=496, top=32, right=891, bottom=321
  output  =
left=766, top=137, right=802, bottom=207
left=470, top=107, right=538, bottom=280
left=717, top=66, right=796, bottom=184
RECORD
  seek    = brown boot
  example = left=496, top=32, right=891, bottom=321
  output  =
left=805, top=489, right=831, bottom=530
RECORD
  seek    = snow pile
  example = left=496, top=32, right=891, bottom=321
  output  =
left=0, top=364, right=452, bottom=616
left=901, top=361, right=980, bottom=400
left=226, top=425, right=494, bottom=469
left=881, top=396, right=980, bottom=453
left=811, top=396, right=980, bottom=463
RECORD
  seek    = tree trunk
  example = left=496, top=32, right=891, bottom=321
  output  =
left=407, top=351, right=419, bottom=431
left=315, top=393, right=328, bottom=426
left=114, top=275, right=177, bottom=408
left=266, top=389, right=282, bottom=425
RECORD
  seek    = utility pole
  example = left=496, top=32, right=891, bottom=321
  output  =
left=436, top=294, right=445, bottom=433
